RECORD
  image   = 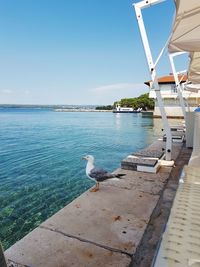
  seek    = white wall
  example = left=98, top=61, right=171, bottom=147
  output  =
left=154, top=106, right=197, bottom=118
left=149, top=83, right=200, bottom=117
left=149, top=84, right=200, bottom=99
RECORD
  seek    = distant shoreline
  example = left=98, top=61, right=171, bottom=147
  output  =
left=54, top=109, right=112, bottom=112
left=0, top=105, right=112, bottom=112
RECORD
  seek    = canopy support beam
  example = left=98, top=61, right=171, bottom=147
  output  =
left=169, top=52, right=187, bottom=119
left=134, top=0, right=172, bottom=161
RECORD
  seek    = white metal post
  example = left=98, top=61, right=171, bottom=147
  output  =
left=134, top=0, right=172, bottom=161
left=169, top=52, right=187, bottom=119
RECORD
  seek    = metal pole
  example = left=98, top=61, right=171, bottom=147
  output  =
left=169, top=53, right=186, bottom=119
left=0, top=243, right=7, bottom=267
left=134, top=1, right=172, bottom=160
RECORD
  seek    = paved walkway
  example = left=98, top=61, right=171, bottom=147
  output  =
left=131, top=145, right=192, bottom=267
left=5, top=140, right=188, bottom=267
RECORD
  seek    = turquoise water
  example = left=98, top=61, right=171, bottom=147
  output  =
left=0, top=108, right=156, bottom=249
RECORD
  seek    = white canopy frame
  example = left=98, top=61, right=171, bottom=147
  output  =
left=134, top=0, right=172, bottom=161
left=169, top=51, right=188, bottom=119
left=168, top=0, right=200, bottom=112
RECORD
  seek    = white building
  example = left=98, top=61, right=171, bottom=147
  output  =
left=145, top=75, right=200, bottom=118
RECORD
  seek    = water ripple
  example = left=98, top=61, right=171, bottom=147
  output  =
left=0, top=109, right=155, bottom=249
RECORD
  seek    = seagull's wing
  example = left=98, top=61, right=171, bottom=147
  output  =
left=89, top=167, right=115, bottom=182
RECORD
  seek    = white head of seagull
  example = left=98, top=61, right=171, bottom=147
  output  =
left=82, top=155, right=95, bottom=176
left=82, top=155, right=94, bottom=163
left=82, top=154, right=125, bottom=192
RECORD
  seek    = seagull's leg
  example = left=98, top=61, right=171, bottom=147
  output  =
left=90, top=182, right=100, bottom=192
left=94, top=182, right=99, bottom=191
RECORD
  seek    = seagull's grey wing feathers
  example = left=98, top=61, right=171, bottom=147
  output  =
left=89, top=167, right=115, bottom=182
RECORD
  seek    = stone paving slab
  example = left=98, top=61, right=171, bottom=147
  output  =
left=109, top=167, right=171, bottom=194
left=5, top=227, right=131, bottom=267
left=121, top=157, right=158, bottom=168
left=132, top=149, right=164, bottom=159
left=40, top=185, right=159, bottom=255
left=121, top=139, right=182, bottom=174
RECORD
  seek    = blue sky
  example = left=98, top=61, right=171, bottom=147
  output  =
left=0, top=0, right=182, bottom=105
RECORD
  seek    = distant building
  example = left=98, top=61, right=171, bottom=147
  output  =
left=145, top=75, right=200, bottom=118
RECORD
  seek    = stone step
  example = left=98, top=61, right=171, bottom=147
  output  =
left=121, top=157, right=160, bottom=173
left=132, top=149, right=164, bottom=159
left=163, top=132, right=185, bottom=143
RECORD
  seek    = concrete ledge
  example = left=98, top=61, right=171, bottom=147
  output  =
left=5, top=140, right=185, bottom=267
left=6, top=227, right=131, bottom=267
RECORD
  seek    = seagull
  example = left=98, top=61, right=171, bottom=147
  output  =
left=82, top=155, right=125, bottom=192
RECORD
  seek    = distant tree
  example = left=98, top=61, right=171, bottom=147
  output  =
left=113, top=93, right=154, bottom=110
left=95, top=105, right=113, bottom=110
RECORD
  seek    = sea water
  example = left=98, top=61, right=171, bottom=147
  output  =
left=0, top=108, right=157, bottom=249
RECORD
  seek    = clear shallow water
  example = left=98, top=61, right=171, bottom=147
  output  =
left=0, top=108, right=156, bottom=249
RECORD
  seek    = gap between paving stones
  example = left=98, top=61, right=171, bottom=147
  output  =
left=39, top=225, right=133, bottom=258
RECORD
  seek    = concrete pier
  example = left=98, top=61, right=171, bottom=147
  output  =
left=5, top=140, right=191, bottom=267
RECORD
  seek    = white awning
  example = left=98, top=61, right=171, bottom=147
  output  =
left=184, top=83, right=200, bottom=93
left=168, top=0, right=200, bottom=53
left=188, top=52, right=200, bottom=84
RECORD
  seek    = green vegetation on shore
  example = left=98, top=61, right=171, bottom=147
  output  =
left=95, top=105, right=113, bottom=110
left=95, top=93, right=154, bottom=110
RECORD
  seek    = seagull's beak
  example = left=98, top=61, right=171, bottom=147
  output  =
left=81, top=156, right=86, bottom=160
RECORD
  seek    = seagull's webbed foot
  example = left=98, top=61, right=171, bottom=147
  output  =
left=90, top=182, right=99, bottom=192
left=90, top=187, right=99, bottom=192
